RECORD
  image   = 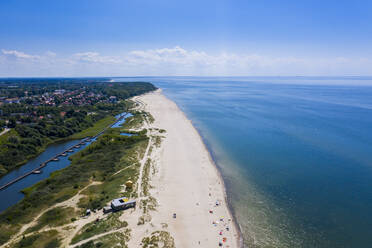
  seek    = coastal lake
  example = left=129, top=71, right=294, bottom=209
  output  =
left=0, top=112, right=132, bottom=213
left=115, top=77, right=372, bottom=248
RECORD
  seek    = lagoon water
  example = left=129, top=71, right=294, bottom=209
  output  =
left=0, top=139, right=85, bottom=212
left=0, top=112, right=132, bottom=213
left=115, top=77, right=372, bottom=247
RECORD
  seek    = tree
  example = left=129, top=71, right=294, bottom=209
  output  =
left=7, top=117, right=16, bottom=128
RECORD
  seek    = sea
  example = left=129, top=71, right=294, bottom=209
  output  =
left=113, top=76, right=372, bottom=247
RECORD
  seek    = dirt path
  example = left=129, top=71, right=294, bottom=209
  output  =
left=3, top=98, right=174, bottom=248
left=1, top=181, right=102, bottom=248
left=0, top=128, right=10, bottom=136
left=137, top=137, right=152, bottom=199
left=69, top=226, right=128, bottom=248
left=68, top=100, right=154, bottom=247
left=65, top=100, right=155, bottom=247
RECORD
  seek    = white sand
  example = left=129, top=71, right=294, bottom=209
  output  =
left=2, top=89, right=241, bottom=248
left=137, top=90, right=240, bottom=247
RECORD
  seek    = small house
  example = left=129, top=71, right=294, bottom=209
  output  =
left=111, top=197, right=136, bottom=211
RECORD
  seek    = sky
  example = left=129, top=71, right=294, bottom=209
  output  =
left=0, top=0, right=371, bottom=77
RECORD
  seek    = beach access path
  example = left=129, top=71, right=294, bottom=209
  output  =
left=0, top=128, right=10, bottom=136
left=137, top=90, right=240, bottom=247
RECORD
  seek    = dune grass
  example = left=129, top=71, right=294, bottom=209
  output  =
left=0, top=130, right=148, bottom=245
left=76, top=231, right=130, bottom=248
left=70, top=213, right=128, bottom=245
left=141, top=231, right=175, bottom=248
left=14, top=230, right=60, bottom=248
left=25, top=206, right=77, bottom=234
left=0, top=111, right=148, bottom=246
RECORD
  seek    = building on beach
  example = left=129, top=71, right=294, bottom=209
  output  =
left=111, top=197, right=136, bottom=211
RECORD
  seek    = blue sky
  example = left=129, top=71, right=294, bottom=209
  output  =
left=0, top=0, right=371, bottom=76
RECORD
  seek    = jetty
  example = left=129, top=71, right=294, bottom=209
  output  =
left=0, top=112, right=130, bottom=191
left=0, top=137, right=89, bottom=191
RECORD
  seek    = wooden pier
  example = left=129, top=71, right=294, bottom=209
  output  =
left=0, top=113, right=129, bottom=191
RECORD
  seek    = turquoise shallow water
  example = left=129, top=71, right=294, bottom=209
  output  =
left=116, top=77, right=372, bottom=247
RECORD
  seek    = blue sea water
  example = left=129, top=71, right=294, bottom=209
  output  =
left=114, top=77, right=372, bottom=247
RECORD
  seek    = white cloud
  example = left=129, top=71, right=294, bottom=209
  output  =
left=123, top=46, right=372, bottom=76
left=0, top=46, right=371, bottom=77
left=73, top=52, right=122, bottom=64
left=1, top=49, right=41, bottom=60
left=127, top=46, right=218, bottom=66
left=45, top=51, right=57, bottom=57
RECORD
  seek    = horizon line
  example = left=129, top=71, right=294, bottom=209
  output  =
left=1, top=75, right=372, bottom=79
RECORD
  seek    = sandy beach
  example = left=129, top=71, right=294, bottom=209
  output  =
left=1, top=89, right=241, bottom=248
left=134, top=89, right=240, bottom=247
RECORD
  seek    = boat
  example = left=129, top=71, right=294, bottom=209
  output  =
left=33, top=170, right=42, bottom=174
left=61, top=153, right=67, bottom=156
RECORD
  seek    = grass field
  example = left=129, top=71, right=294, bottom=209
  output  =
left=69, top=116, right=116, bottom=139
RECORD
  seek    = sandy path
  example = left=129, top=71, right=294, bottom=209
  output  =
left=137, top=136, right=152, bottom=198
left=69, top=226, right=127, bottom=248
left=137, top=90, right=240, bottom=248
left=0, top=128, right=10, bottom=136
left=3, top=91, right=241, bottom=248
left=1, top=181, right=102, bottom=248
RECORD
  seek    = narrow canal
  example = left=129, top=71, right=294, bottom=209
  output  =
left=0, top=112, right=133, bottom=212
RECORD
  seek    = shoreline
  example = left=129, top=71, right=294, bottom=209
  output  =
left=197, top=128, right=245, bottom=248
left=137, top=89, right=242, bottom=247
left=160, top=92, right=244, bottom=247
left=0, top=89, right=243, bottom=247
left=196, top=123, right=245, bottom=248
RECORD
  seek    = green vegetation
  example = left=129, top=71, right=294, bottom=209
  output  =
left=71, top=213, right=128, bottom=245
left=76, top=131, right=148, bottom=210
left=69, top=116, right=116, bottom=139
left=142, top=159, right=152, bottom=197
left=141, top=231, right=175, bottom=248
left=14, top=230, right=60, bottom=248
left=0, top=126, right=149, bottom=245
left=0, top=80, right=156, bottom=177
left=147, top=112, right=155, bottom=123
left=140, top=197, right=158, bottom=215
left=124, top=111, right=153, bottom=129
left=138, top=196, right=157, bottom=226
left=154, top=136, right=163, bottom=148
left=25, top=206, right=77, bottom=234
left=137, top=214, right=151, bottom=226
left=76, top=231, right=130, bottom=248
